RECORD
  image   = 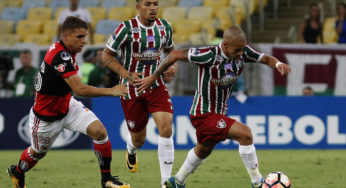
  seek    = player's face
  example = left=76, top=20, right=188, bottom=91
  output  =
left=310, top=5, right=319, bottom=19
left=20, top=53, right=32, bottom=68
left=63, top=28, right=88, bottom=53
left=137, top=0, right=159, bottom=23
left=224, top=39, right=247, bottom=59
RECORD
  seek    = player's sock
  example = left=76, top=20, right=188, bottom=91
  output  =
left=17, top=147, right=38, bottom=173
left=239, top=144, right=263, bottom=184
left=158, top=136, right=174, bottom=185
left=175, top=148, right=204, bottom=184
left=93, top=137, right=112, bottom=180
left=126, top=134, right=137, bottom=155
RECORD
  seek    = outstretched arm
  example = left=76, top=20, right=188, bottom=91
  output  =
left=102, top=48, right=141, bottom=84
left=134, top=49, right=189, bottom=92
left=162, top=46, right=178, bottom=83
left=260, top=54, right=291, bottom=76
left=64, top=74, right=127, bottom=97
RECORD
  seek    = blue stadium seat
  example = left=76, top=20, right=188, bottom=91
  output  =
left=96, top=19, right=121, bottom=37
left=22, top=0, right=46, bottom=15
left=102, top=0, right=126, bottom=9
left=79, top=0, right=100, bottom=8
left=1, top=8, right=26, bottom=22
left=49, top=0, right=69, bottom=9
left=178, top=0, right=203, bottom=9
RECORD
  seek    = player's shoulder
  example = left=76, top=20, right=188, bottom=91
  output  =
left=44, top=42, right=70, bottom=65
left=156, top=18, right=172, bottom=28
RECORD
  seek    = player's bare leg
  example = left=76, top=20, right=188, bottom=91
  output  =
left=125, top=129, right=146, bottom=173
left=87, top=120, right=130, bottom=188
left=152, top=111, right=174, bottom=187
left=228, top=121, right=264, bottom=187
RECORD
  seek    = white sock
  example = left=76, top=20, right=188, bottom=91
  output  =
left=175, top=148, right=204, bottom=184
left=158, top=136, right=174, bottom=185
left=126, top=134, right=137, bottom=155
left=239, top=144, right=262, bottom=184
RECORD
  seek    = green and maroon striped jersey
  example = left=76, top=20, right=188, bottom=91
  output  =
left=189, top=43, right=264, bottom=116
left=106, top=16, right=174, bottom=99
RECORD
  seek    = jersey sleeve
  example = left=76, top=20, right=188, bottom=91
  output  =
left=165, top=20, right=174, bottom=49
left=106, top=22, right=128, bottom=52
left=243, top=45, right=264, bottom=63
left=188, top=47, right=214, bottom=65
left=50, top=51, right=78, bottom=78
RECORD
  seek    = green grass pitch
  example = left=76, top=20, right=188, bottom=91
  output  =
left=1, top=149, right=346, bottom=187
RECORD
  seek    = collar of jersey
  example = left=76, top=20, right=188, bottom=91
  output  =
left=59, top=40, right=76, bottom=56
left=135, top=16, right=156, bottom=29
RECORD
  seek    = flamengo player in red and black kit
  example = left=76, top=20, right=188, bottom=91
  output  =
left=7, top=16, right=130, bottom=188
left=135, top=26, right=292, bottom=188
left=101, top=0, right=177, bottom=187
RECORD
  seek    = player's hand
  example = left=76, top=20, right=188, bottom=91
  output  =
left=111, top=84, right=128, bottom=96
left=125, top=72, right=143, bottom=85
left=277, top=63, right=291, bottom=76
left=163, top=63, right=177, bottom=83
left=133, top=75, right=157, bottom=93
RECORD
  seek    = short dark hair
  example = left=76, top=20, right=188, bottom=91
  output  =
left=61, top=16, right=88, bottom=33
left=20, top=49, right=31, bottom=55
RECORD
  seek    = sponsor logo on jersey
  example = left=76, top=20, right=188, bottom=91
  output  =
left=147, top=35, right=155, bottom=42
left=216, top=55, right=223, bottom=62
left=18, top=115, right=80, bottom=148
left=82, top=106, right=89, bottom=111
left=55, top=63, right=66, bottom=72
left=40, top=61, right=45, bottom=73
left=216, top=119, right=226, bottom=129
left=35, top=72, right=42, bottom=91
left=133, top=47, right=160, bottom=65
left=19, top=161, right=28, bottom=171
left=61, top=51, right=71, bottom=61
left=193, top=49, right=201, bottom=55
left=211, top=72, right=238, bottom=89
left=127, top=120, right=135, bottom=129
left=224, top=62, right=233, bottom=70
left=131, top=27, right=141, bottom=33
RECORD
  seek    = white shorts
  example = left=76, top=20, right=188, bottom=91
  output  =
left=29, top=97, right=98, bottom=153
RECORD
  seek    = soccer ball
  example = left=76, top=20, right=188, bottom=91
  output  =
left=262, top=171, right=291, bottom=188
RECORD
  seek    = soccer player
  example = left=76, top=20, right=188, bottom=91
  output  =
left=135, top=26, right=292, bottom=188
left=101, top=0, right=176, bottom=186
left=7, top=16, right=130, bottom=188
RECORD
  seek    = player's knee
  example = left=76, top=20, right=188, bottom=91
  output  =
left=239, top=127, right=253, bottom=145
left=93, top=126, right=108, bottom=141
left=158, top=125, right=172, bottom=138
left=132, top=137, right=145, bottom=148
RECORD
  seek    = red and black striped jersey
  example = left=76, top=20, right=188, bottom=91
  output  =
left=33, top=41, right=79, bottom=121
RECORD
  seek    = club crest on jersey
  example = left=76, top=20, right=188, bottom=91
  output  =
left=216, top=119, right=226, bottom=129
left=61, top=51, right=71, bottom=61
left=19, top=161, right=28, bottom=171
left=133, top=47, right=160, bottom=65
left=147, top=35, right=155, bottom=42
left=131, top=27, right=141, bottom=33
left=216, top=55, right=223, bottom=62
left=158, top=25, right=165, bottom=31
left=55, top=63, right=66, bottom=72
left=127, top=120, right=135, bottom=129
left=224, top=62, right=233, bottom=70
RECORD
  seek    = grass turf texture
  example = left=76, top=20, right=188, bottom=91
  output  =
left=1, top=149, right=346, bottom=188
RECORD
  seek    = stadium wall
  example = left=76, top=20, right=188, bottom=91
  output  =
left=1, top=96, right=345, bottom=150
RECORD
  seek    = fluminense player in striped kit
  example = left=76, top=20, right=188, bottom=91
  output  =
left=135, top=26, right=292, bottom=188
left=101, top=0, right=177, bottom=187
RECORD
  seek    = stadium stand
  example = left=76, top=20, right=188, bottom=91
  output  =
left=0, top=0, right=23, bottom=8
left=87, top=7, right=107, bottom=27
left=95, top=19, right=121, bottom=37
left=27, top=7, right=53, bottom=21
left=49, top=0, right=69, bottom=16
left=0, top=20, right=14, bottom=34
left=0, top=34, right=20, bottom=46
left=24, top=34, right=50, bottom=45
left=102, top=0, right=126, bottom=9
left=43, top=19, right=58, bottom=41
left=16, top=20, right=42, bottom=41
left=188, top=6, right=214, bottom=21
left=1, top=7, right=26, bottom=22
left=93, top=33, right=106, bottom=44
left=21, top=0, right=46, bottom=15
left=54, top=7, right=68, bottom=20
left=203, top=0, right=229, bottom=10
left=323, top=17, right=339, bottom=43
left=178, top=0, right=203, bottom=9
left=162, top=7, right=187, bottom=22
left=108, top=7, right=135, bottom=21
left=79, top=0, right=100, bottom=8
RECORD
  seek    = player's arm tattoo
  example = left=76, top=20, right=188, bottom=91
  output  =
left=153, top=49, right=189, bottom=78
left=125, top=72, right=134, bottom=83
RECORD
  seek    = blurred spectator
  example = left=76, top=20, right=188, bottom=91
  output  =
left=13, top=50, right=37, bottom=97
left=303, top=86, right=314, bottom=96
left=0, top=53, right=14, bottom=97
left=299, top=3, right=323, bottom=43
left=209, top=28, right=248, bottom=103
left=80, top=50, right=96, bottom=84
left=57, top=0, right=94, bottom=44
left=335, top=3, right=346, bottom=43
left=88, top=49, right=107, bottom=87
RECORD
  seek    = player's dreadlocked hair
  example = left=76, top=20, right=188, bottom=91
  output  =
left=61, top=16, right=88, bottom=33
